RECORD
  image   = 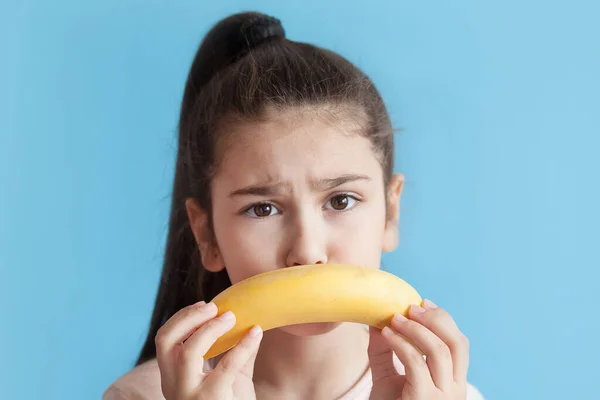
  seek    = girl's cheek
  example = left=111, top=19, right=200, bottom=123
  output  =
left=328, top=206, right=386, bottom=264
left=224, top=224, right=284, bottom=282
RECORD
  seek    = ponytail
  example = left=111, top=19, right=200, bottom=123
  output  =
left=135, top=11, right=283, bottom=366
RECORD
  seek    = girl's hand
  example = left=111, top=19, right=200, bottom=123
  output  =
left=367, top=300, right=470, bottom=400
left=155, top=301, right=263, bottom=400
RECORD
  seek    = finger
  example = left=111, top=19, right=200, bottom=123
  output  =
left=202, top=325, right=263, bottom=395
left=382, top=326, right=432, bottom=390
left=239, top=327, right=263, bottom=380
left=154, top=301, right=218, bottom=383
left=391, top=311, right=454, bottom=391
left=409, top=300, right=470, bottom=382
left=367, top=326, right=397, bottom=383
left=177, top=310, right=237, bottom=393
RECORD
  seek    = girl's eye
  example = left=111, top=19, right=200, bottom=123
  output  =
left=245, top=203, right=280, bottom=218
left=325, top=194, right=358, bottom=211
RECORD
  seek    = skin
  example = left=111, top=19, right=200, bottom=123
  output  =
left=154, top=107, right=470, bottom=399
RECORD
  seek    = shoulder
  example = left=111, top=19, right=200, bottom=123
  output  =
left=466, top=381, right=486, bottom=400
left=102, top=359, right=163, bottom=400
left=102, top=357, right=220, bottom=400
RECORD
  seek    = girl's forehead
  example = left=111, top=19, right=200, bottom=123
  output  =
left=214, top=116, right=383, bottom=186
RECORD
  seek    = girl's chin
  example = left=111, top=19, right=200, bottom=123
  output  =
left=277, top=321, right=343, bottom=336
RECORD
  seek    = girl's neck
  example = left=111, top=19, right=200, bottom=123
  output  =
left=252, top=323, right=370, bottom=400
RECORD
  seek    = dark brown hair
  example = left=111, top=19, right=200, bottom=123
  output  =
left=136, top=11, right=395, bottom=366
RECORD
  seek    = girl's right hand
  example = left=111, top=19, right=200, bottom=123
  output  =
left=155, top=301, right=263, bottom=400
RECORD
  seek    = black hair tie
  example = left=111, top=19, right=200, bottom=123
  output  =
left=230, top=14, right=286, bottom=61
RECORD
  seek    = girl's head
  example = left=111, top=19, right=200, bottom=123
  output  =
left=137, top=11, right=403, bottom=365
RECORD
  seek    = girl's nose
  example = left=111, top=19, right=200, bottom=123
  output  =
left=285, top=213, right=328, bottom=267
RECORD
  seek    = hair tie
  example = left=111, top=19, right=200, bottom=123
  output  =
left=235, top=14, right=285, bottom=58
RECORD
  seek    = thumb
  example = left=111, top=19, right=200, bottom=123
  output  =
left=239, top=330, right=262, bottom=380
left=368, top=326, right=400, bottom=383
left=201, top=325, right=263, bottom=395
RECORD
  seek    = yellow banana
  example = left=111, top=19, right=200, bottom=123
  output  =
left=205, top=264, right=422, bottom=359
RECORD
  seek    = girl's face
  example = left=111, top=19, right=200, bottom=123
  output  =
left=187, top=108, right=404, bottom=336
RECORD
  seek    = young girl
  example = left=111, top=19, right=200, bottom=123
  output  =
left=103, top=11, right=484, bottom=400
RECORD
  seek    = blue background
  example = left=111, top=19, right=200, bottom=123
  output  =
left=2, top=1, right=598, bottom=399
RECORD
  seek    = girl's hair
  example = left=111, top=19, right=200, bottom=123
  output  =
left=135, top=11, right=395, bottom=366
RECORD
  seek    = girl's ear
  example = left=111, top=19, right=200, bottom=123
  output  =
left=185, top=198, right=226, bottom=272
left=382, top=173, right=404, bottom=252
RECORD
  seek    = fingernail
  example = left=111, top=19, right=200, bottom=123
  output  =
left=382, top=326, right=394, bottom=336
left=410, top=305, right=426, bottom=314
left=194, top=300, right=206, bottom=306
left=248, top=325, right=262, bottom=337
left=393, top=313, right=408, bottom=322
left=218, top=311, right=235, bottom=321
left=423, top=299, right=438, bottom=309
left=199, top=302, right=218, bottom=313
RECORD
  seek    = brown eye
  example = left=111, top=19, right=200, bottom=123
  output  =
left=329, top=195, right=350, bottom=210
left=251, top=203, right=274, bottom=217
left=244, top=202, right=280, bottom=218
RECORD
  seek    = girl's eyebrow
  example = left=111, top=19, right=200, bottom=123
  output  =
left=229, top=182, right=289, bottom=198
left=229, top=174, right=371, bottom=198
left=311, top=174, right=371, bottom=191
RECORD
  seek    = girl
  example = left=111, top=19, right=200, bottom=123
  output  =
left=104, top=11, right=484, bottom=400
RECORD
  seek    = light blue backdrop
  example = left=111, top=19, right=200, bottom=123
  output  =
left=2, top=1, right=598, bottom=399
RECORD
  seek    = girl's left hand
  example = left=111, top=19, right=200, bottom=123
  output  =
left=367, top=299, right=470, bottom=400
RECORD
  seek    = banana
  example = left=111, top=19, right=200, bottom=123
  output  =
left=205, top=264, right=423, bottom=359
